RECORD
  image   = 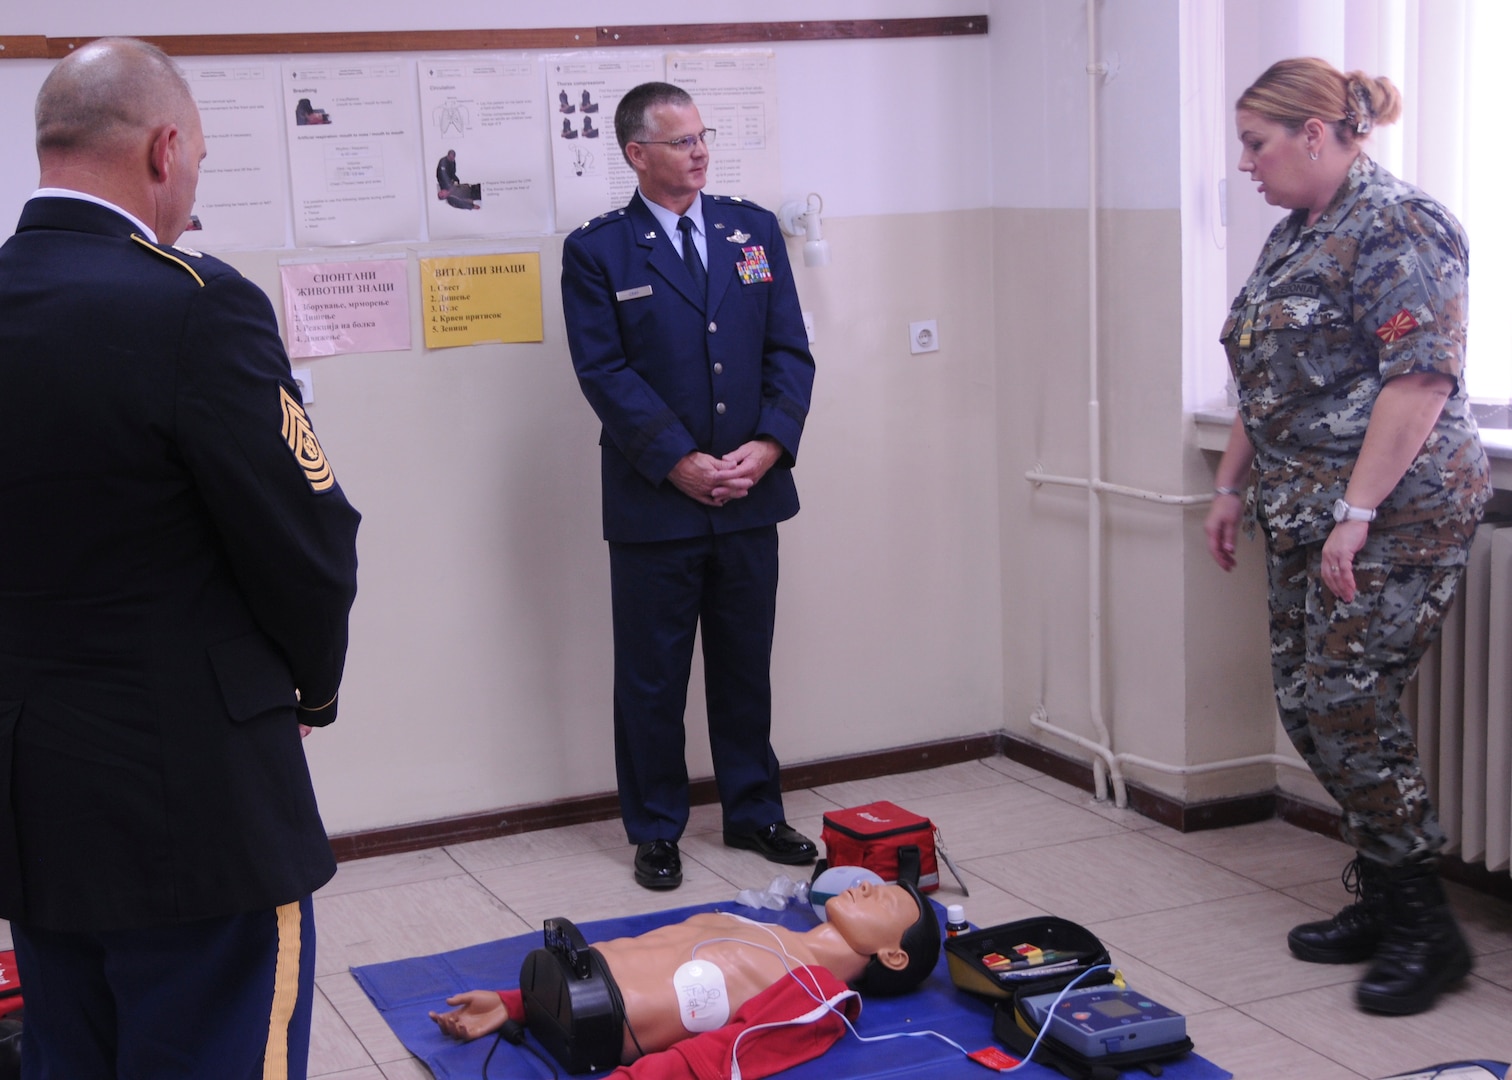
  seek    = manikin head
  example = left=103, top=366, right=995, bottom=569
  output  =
left=824, top=879, right=940, bottom=996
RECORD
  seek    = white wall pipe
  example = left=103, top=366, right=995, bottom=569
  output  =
left=1082, top=0, right=1113, bottom=805
left=1025, top=466, right=1216, bottom=507
left=1029, top=707, right=1311, bottom=797
left=1024, top=0, right=1309, bottom=809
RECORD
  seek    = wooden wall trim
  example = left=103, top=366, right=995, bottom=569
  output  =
left=10, top=17, right=986, bottom=61
left=328, top=731, right=1000, bottom=863
left=0, top=36, right=50, bottom=59
left=328, top=728, right=1512, bottom=902
left=594, top=17, right=987, bottom=47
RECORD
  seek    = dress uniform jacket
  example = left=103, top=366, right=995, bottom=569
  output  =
left=0, top=197, right=361, bottom=932
left=561, top=191, right=814, bottom=543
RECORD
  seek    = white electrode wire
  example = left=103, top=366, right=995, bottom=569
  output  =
left=701, top=915, right=971, bottom=1079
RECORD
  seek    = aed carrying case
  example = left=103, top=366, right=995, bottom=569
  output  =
left=0, top=952, right=18, bottom=1019
left=0, top=950, right=19, bottom=1080
left=945, top=915, right=1110, bottom=1001
left=946, top=916, right=1194, bottom=1080
left=820, top=801, right=941, bottom=891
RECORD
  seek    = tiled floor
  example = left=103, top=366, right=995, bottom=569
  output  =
left=3, top=756, right=1510, bottom=1078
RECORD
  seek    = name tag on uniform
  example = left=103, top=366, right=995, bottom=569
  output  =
left=616, top=285, right=653, bottom=302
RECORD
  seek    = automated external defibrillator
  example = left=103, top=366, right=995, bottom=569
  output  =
left=1019, top=983, right=1187, bottom=1060
left=945, top=915, right=1194, bottom=1078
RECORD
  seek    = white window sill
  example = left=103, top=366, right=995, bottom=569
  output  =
left=1193, top=408, right=1512, bottom=492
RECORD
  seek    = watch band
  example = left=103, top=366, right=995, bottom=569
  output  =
left=1333, top=498, right=1377, bottom=523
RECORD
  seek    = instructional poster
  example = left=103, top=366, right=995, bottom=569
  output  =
left=182, top=63, right=287, bottom=251
left=419, top=55, right=550, bottom=240
left=420, top=253, right=543, bottom=348
left=279, top=257, right=412, bottom=359
left=546, top=52, right=660, bottom=229
left=666, top=51, right=781, bottom=206
left=283, top=58, right=424, bottom=246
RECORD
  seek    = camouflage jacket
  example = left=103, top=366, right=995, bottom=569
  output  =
left=1222, top=154, right=1490, bottom=559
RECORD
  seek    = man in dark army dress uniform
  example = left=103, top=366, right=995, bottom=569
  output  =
left=0, top=37, right=360, bottom=1079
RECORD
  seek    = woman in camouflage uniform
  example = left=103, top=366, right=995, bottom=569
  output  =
left=1204, top=57, right=1491, bottom=1016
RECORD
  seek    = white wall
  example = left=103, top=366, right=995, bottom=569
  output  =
left=990, top=0, right=1181, bottom=211
left=2, top=0, right=1311, bottom=838
left=990, top=0, right=1291, bottom=807
left=0, top=0, right=1007, bottom=837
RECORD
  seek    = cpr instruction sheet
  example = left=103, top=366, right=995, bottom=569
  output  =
left=283, top=58, right=424, bottom=247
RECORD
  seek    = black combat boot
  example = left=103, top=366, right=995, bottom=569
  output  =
left=1288, top=855, right=1387, bottom=963
left=1356, top=859, right=1472, bottom=1015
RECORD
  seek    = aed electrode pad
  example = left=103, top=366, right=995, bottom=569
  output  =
left=673, top=959, right=730, bottom=1032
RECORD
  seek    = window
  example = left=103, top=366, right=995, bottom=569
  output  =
left=1183, top=0, right=1511, bottom=413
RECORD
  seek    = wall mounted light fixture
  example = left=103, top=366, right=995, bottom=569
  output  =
left=777, top=192, right=831, bottom=267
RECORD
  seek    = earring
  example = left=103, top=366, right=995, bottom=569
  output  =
left=1309, top=150, right=1319, bottom=161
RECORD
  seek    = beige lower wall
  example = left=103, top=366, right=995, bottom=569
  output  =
left=222, top=210, right=1005, bottom=836
left=995, top=206, right=1304, bottom=807
left=213, top=204, right=1325, bottom=839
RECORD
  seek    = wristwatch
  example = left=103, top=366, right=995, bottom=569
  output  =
left=1332, top=498, right=1376, bottom=523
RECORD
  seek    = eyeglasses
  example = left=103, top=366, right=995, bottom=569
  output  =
left=635, top=128, right=716, bottom=152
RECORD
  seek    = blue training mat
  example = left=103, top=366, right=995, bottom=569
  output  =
left=350, top=900, right=1234, bottom=1080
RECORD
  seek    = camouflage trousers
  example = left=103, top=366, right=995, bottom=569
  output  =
left=1265, top=543, right=1469, bottom=866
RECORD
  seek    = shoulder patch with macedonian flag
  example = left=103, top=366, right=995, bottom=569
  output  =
left=1375, top=308, right=1420, bottom=344
left=280, top=385, right=334, bottom=492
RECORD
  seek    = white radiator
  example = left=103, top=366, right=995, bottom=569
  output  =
left=1410, top=521, right=1512, bottom=874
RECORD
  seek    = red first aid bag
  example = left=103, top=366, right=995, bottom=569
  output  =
left=820, top=801, right=953, bottom=892
left=0, top=949, right=21, bottom=1019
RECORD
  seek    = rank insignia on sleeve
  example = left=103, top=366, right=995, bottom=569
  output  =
left=737, top=245, right=773, bottom=284
left=1375, top=308, right=1420, bottom=344
left=280, top=385, right=335, bottom=492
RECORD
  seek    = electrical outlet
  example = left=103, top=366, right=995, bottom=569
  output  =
left=292, top=367, right=314, bottom=403
left=909, top=319, right=939, bottom=355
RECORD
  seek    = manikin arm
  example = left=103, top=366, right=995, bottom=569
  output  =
left=429, top=989, right=517, bottom=1041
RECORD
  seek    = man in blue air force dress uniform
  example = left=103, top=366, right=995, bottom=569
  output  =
left=561, top=82, right=817, bottom=890
left=0, top=38, right=360, bottom=1080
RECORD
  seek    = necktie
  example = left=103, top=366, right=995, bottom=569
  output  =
left=678, top=215, right=707, bottom=298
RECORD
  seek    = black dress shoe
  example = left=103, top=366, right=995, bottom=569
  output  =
left=633, top=839, right=682, bottom=890
left=723, top=822, right=817, bottom=865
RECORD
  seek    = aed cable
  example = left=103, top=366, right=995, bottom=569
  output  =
left=999, top=963, right=1119, bottom=1073
left=700, top=918, right=971, bottom=1080
left=481, top=1016, right=557, bottom=1080
left=592, top=944, right=647, bottom=1061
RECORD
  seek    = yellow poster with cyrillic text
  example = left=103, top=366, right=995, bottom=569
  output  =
left=420, top=252, right=543, bottom=348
